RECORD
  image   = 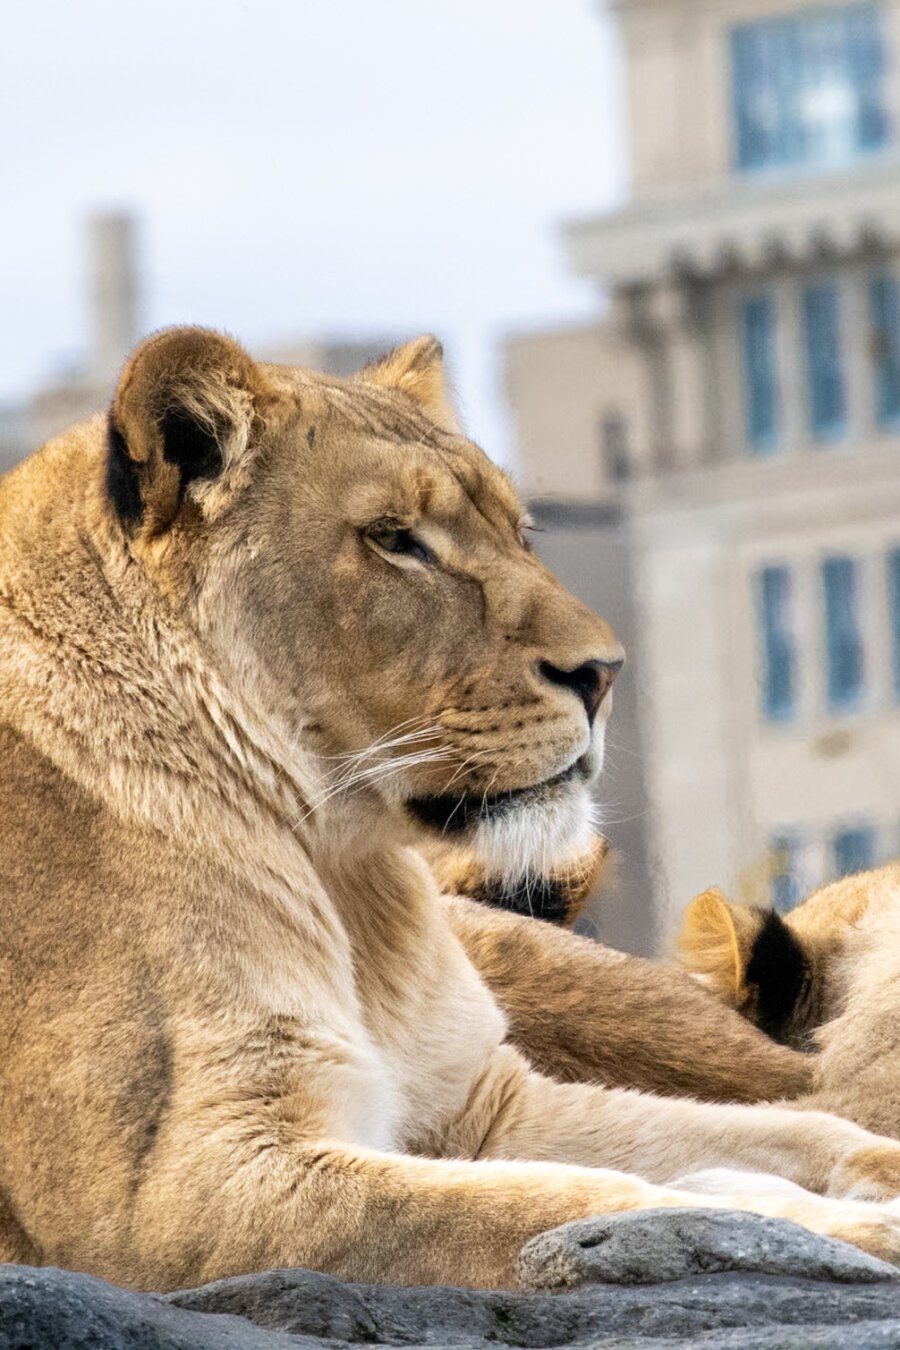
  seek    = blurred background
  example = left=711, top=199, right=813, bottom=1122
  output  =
left=3, top=0, right=900, bottom=955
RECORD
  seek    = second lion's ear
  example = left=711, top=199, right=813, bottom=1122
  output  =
left=678, top=889, right=767, bottom=1006
left=107, top=327, right=268, bottom=534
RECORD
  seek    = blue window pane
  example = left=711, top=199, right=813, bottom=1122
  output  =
left=871, top=277, right=900, bottom=427
left=757, top=565, right=796, bottom=722
left=771, top=832, right=803, bottom=913
left=822, top=556, right=864, bottom=711
left=731, top=3, right=889, bottom=175
left=804, top=283, right=847, bottom=441
left=833, top=825, right=876, bottom=877
left=741, top=295, right=780, bottom=453
left=889, top=547, right=900, bottom=700
left=849, top=6, right=890, bottom=149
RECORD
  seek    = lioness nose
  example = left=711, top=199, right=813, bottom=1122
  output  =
left=537, top=658, right=623, bottom=726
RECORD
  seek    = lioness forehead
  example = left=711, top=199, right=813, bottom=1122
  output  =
left=271, top=362, right=525, bottom=536
left=404, top=441, right=525, bottom=541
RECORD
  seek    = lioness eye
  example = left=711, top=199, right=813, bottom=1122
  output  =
left=366, top=522, right=435, bottom=565
left=520, top=522, right=541, bottom=552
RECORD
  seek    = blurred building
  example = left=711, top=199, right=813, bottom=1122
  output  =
left=508, top=0, right=900, bottom=951
left=23, top=214, right=140, bottom=457
left=2, top=213, right=396, bottom=472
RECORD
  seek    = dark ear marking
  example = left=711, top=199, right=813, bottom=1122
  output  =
left=159, top=407, right=223, bottom=494
left=106, top=416, right=143, bottom=524
left=745, top=910, right=808, bottom=1041
left=105, top=406, right=225, bottom=526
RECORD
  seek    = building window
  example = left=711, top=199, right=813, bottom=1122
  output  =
left=889, top=547, right=900, bottom=700
left=770, top=831, right=804, bottom=913
left=822, top=555, right=864, bottom=711
left=804, top=282, right=847, bottom=441
left=731, top=3, right=889, bottom=175
left=741, top=294, right=781, bottom=453
left=833, top=824, right=876, bottom=877
left=870, top=276, right=900, bottom=428
left=600, top=415, right=630, bottom=483
left=757, top=565, right=796, bottom=722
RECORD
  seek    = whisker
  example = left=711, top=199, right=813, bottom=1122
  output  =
left=293, top=744, right=454, bottom=826
left=320, top=720, right=439, bottom=765
left=325, top=748, right=448, bottom=800
left=324, top=729, right=440, bottom=778
left=437, top=762, right=485, bottom=837
left=308, top=752, right=454, bottom=821
left=323, top=725, right=444, bottom=792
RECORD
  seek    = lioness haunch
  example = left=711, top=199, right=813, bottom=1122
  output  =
left=1, top=327, right=900, bottom=1291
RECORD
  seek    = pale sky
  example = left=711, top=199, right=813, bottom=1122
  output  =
left=0, top=0, right=625, bottom=467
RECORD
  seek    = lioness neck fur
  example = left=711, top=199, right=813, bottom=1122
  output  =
left=2, top=327, right=900, bottom=1289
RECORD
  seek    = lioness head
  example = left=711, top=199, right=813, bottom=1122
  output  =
left=677, top=890, right=817, bottom=1047
left=107, top=327, right=622, bottom=877
left=677, top=872, right=899, bottom=1048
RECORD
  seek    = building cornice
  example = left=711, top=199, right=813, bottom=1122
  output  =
left=567, top=156, right=900, bottom=288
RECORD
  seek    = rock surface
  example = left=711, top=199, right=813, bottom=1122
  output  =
left=517, top=1208, right=900, bottom=1291
left=0, top=1210, right=899, bottom=1349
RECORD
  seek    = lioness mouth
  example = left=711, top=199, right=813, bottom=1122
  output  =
left=406, top=761, right=582, bottom=834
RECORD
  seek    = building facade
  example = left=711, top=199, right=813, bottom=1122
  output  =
left=507, top=0, right=900, bottom=951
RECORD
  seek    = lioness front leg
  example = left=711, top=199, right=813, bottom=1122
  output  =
left=133, top=1131, right=900, bottom=1292
left=472, top=1049, right=900, bottom=1207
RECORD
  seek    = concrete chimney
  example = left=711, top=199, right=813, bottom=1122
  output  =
left=89, top=212, right=138, bottom=383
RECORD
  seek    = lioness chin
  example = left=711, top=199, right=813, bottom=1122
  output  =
left=2, top=327, right=900, bottom=1291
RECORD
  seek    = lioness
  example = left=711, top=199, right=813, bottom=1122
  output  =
left=2, top=327, right=900, bottom=1292
left=679, top=869, right=900, bottom=1141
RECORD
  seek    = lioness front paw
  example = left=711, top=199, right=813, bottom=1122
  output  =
left=829, top=1145, right=900, bottom=1203
left=774, top=1194, right=900, bottom=1266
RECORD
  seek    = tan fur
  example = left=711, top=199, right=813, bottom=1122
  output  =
left=425, top=831, right=609, bottom=926
left=361, top=335, right=461, bottom=435
left=678, top=868, right=900, bottom=1141
left=446, top=897, right=814, bottom=1102
left=3, top=328, right=900, bottom=1291
left=678, top=889, right=767, bottom=1012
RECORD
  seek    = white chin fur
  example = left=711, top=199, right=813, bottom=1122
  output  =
left=472, top=784, right=599, bottom=886
left=470, top=723, right=605, bottom=883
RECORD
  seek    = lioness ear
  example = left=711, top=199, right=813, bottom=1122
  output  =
left=678, top=889, right=766, bottom=1005
left=359, top=335, right=461, bottom=433
left=107, top=327, right=266, bottom=534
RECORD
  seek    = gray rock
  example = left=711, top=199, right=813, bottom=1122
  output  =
left=4, top=1203, right=900, bottom=1350
left=169, top=1266, right=900, bottom=1346
left=568, top=1328, right=900, bottom=1349
left=0, top=1263, right=311, bottom=1349
left=517, top=1207, right=900, bottom=1291
left=169, top=1268, right=380, bottom=1341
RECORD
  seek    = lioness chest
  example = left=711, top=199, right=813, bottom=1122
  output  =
left=141, top=844, right=509, bottom=1160
left=267, top=847, right=512, bottom=1155
left=0, top=727, right=508, bottom=1176
left=242, top=892, right=509, bottom=1156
